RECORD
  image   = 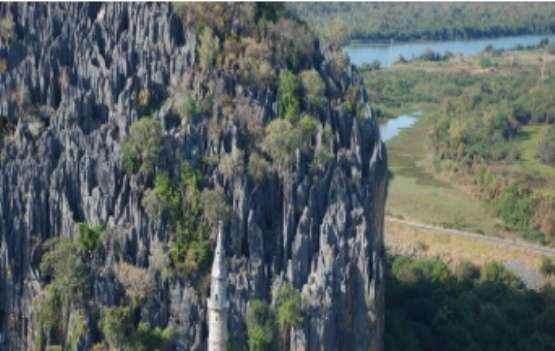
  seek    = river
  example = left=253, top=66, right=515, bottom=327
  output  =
left=346, top=33, right=555, bottom=67
left=379, top=112, right=419, bottom=142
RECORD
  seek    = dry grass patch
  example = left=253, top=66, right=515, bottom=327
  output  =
left=385, top=220, right=554, bottom=273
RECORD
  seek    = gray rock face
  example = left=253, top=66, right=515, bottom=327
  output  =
left=0, top=3, right=387, bottom=351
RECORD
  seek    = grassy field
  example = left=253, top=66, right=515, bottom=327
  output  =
left=386, top=114, right=501, bottom=233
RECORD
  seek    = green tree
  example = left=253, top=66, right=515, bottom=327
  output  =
left=481, top=261, right=522, bottom=288
left=496, top=184, right=536, bottom=232
left=277, top=70, right=300, bottom=121
left=246, top=300, right=274, bottom=351
left=75, top=222, right=104, bottom=253
left=300, top=69, right=326, bottom=109
left=102, top=306, right=134, bottom=350
left=169, top=162, right=211, bottom=276
left=298, top=114, right=318, bottom=147
left=201, top=188, right=232, bottom=227
left=121, top=116, right=163, bottom=178
left=142, top=172, right=173, bottom=219
left=275, top=283, right=303, bottom=348
left=36, top=237, right=87, bottom=348
left=264, top=119, right=297, bottom=168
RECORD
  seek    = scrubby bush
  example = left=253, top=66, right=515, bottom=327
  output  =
left=142, top=173, right=172, bottom=219
left=102, top=306, right=135, bottom=350
left=198, top=27, right=220, bottom=71
left=200, top=188, right=232, bottom=227
left=218, top=150, right=246, bottom=179
left=40, top=238, right=86, bottom=299
left=75, top=222, right=104, bottom=253
left=275, top=283, right=303, bottom=330
left=114, top=262, right=154, bottom=303
left=537, top=125, right=555, bottom=165
left=168, top=162, right=211, bottom=275
left=246, top=300, right=274, bottom=351
left=533, top=198, right=555, bottom=242
left=300, top=69, right=326, bottom=109
left=134, top=322, right=173, bottom=351
left=121, top=116, right=163, bottom=179
left=101, top=306, right=173, bottom=351
left=495, top=184, right=536, bottom=233
left=391, top=256, right=450, bottom=283
left=178, top=95, right=204, bottom=125
left=35, top=237, right=88, bottom=347
left=264, top=119, right=297, bottom=168
left=264, top=114, right=318, bottom=171
left=481, top=261, right=522, bottom=288
left=248, top=152, right=271, bottom=183
left=269, top=18, right=316, bottom=71
left=277, top=70, right=300, bottom=121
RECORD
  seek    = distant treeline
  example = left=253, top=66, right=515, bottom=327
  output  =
left=288, top=3, right=555, bottom=44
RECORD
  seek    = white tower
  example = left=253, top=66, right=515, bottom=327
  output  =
left=207, top=221, right=229, bottom=351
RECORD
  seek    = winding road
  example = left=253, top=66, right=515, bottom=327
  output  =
left=386, top=216, right=555, bottom=257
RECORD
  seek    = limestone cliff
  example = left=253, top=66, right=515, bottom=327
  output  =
left=0, top=3, right=387, bottom=350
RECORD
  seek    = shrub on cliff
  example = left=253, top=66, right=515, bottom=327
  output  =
left=275, top=284, right=303, bottom=329
left=248, top=152, right=271, bottom=183
left=35, top=237, right=88, bottom=346
left=101, top=306, right=173, bottom=350
left=300, top=69, right=326, bottom=109
left=102, top=306, right=134, bottom=350
left=121, top=116, right=163, bottom=179
left=178, top=95, right=204, bottom=125
left=201, top=188, right=232, bottom=227
left=277, top=70, right=301, bottom=121
left=76, top=222, right=104, bottom=253
left=246, top=300, right=274, bottom=351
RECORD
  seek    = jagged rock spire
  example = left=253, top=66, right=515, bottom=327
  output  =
left=207, top=221, right=229, bottom=351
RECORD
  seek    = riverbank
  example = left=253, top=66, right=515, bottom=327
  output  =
left=372, top=44, right=555, bottom=246
left=346, top=33, right=555, bottom=66
left=384, top=113, right=501, bottom=234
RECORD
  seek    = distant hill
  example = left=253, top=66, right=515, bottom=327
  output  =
left=288, top=3, right=555, bottom=44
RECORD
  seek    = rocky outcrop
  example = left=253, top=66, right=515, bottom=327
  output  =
left=0, top=3, right=387, bottom=351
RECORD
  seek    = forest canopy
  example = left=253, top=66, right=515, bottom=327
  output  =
left=289, top=3, right=555, bottom=44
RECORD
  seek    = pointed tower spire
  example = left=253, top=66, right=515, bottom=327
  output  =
left=207, top=220, right=228, bottom=351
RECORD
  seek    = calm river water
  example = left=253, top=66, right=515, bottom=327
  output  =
left=346, top=33, right=555, bottom=67
left=379, top=113, right=420, bottom=142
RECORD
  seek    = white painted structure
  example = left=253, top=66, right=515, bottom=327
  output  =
left=207, top=221, right=229, bottom=351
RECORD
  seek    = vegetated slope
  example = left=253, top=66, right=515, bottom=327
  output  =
left=289, top=3, right=555, bottom=44
left=0, top=3, right=387, bottom=351
left=364, top=48, right=555, bottom=245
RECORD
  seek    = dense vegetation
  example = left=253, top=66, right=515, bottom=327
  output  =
left=363, top=51, right=555, bottom=244
left=289, top=3, right=555, bottom=45
left=245, top=284, right=303, bottom=351
left=386, top=255, right=555, bottom=351
left=538, top=125, right=555, bottom=164
left=34, top=223, right=173, bottom=350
